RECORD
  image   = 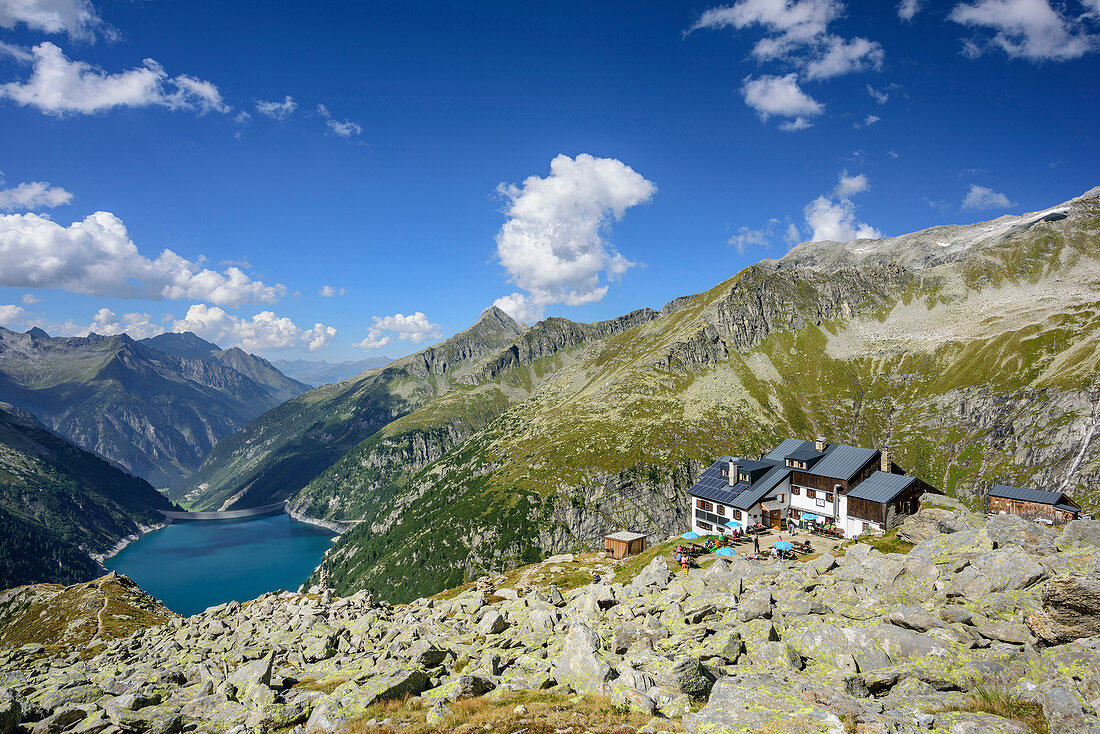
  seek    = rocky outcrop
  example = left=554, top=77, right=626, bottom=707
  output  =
left=4, top=500, right=1100, bottom=734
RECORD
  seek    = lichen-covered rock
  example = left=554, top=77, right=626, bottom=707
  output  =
left=684, top=674, right=844, bottom=734
left=1027, top=575, right=1100, bottom=645
left=552, top=623, right=612, bottom=695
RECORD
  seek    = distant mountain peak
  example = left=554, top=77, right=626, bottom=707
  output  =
left=25, top=327, right=50, bottom=339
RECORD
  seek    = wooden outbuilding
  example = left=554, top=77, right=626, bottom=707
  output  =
left=987, top=484, right=1081, bottom=524
left=604, top=531, right=647, bottom=559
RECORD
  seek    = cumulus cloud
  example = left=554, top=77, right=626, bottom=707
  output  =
left=834, top=170, right=869, bottom=197
left=255, top=95, right=296, bottom=119
left=897, top=0, right=923, bottom=20
left=949, top=0, right=1098, bottom=61
left=318, top=285, right=345, bottom=297
left=0, top=0, right=108, bottom=40
left=803, top=35, right=884, bottom=79
left=0, top=180, right=72, bottom=210
left=0, top=304, right=25, bottom=324
left=172, top=304, right=336, bottom=352
left=0, top=43, right=228, bottom=116
left=354, top=312, right=442, bottom=350
left=804, top=171, right=881, bottom=241
left=741, top=73, right=823, bottom=124
left=21, top=293, right=38, bottom=304
left=690, top=0, right=884, bottom=82
left=962, top=183, right=1014, bottom=209
left=490, top=153, right=655, bottom=322
left=87, top=307, right=164, bottom=339
left=0, top=210, right=284, bottom=306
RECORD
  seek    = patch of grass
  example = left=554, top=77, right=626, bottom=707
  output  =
left=929, top=685, right=1048, bottom=734
left=613, top=538, right=678, bottom=584
left=291, top=676, right=347, bottom=694
left=857, top=528, right=915, bottom=555
left=344, top=690, right=674, bottom=734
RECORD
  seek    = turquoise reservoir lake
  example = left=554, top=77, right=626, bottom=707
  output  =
left=104, top=514, right=335, bottom=616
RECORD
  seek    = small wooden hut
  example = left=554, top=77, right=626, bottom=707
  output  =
left=604, top=531, right=647, bottom=559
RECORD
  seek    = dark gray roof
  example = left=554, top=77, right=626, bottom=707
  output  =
left=786, top=445, right=824, bottom=462
left=846, top=472, right=916, bottom=503
left=689, top=458, right=790, bottom=510
left=989, top=484, right=1064, bottom=505
left=733, top=458, right=774, bottom=472
left=764, top=438, right=878, bottom=481
left=729, top=464, right=790, bottom=510
left=1054, top=503, right=1081, bottom=514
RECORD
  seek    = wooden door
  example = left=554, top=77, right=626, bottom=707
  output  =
left=767, top=510, right=780, bottom=528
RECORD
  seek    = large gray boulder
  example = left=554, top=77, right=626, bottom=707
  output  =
left=947, top=546, right=1047, bottom=600
left=552, top=623, right=613, bottom=695
left=1028, top=575, right=1100, bottom=645
left=1061, top=519, right=1100, bottom=549
left=898, top=495, right=977, bottom=544
left=737, top=590, right=773, bottom=622
left=632, top=556, right=671, bottom=590
left=904, top=528, right=994, bottom=581
left=984, top=513, right=1057, bottom=556
left=668, top=658, right=716, bottom=700
left=684, top=674, right=844, bottom=734
left=305, top=667, right=428, bottom=733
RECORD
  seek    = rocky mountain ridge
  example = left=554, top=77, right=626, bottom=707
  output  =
left=3, top=497, right=1100, bottom=733
left=0, top=329, right=309, bottom=486
left=0, top=402, right=174, bottom=588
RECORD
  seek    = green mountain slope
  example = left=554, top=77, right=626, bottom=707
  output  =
left=0, top=330, right=308, bottom=486
left=0, top=403, right=175, bottom=589
left=174, top=307, right=529, bottom=510
left=310, top=186, right=1100, bottom=603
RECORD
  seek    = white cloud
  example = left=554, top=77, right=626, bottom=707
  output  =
left=326, top=119, right=362, bottom=138
left=887, top=149, right=900, bottom=158
left=0, top=210, right=284, bottom=306
left=0, top=0, right=107, bottom=40
left=804, top=171, right=881, bottom=241
left=255, top=95, right=296, bottom=119
left=691, top=0, right=884, bottom=80
left=778, top=116, right=814, bottom=131
left=0, top=304, right=24, bottom=324
left=728, top=216, right=801, bottom=253
left=87, top=307, right=164, bottom=339
left=962, top=183, right=1015, bottom=210
left=866, top=84, right=889, bottom=104
left=172, top=304, right=336, bottom=352
left=949, top=0, right=1097, bottom=61
left=741, top=73, right=824, bottom=123
left=0, top=43, right=228, bottom=116
left=318, top=285, right=345, bottom=297
left=0, top=180, right=72, bottom=210
left=491, top=153, right=656, bottom=322
left=834, top=170, right=869, bottom=197
left=21, top=293, right=38, bottom=304
left=897, top=0, right=923, bottom=20
left=354, top=312, right=442, bottom=350
left=855, top=113, right=881, bottom=128
left=803, top=36, right=884, bottom=80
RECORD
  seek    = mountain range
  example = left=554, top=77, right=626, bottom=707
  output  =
left=0, top=329, right=308, bottom=487
left=0, top=402, right=174, bottom=589
left=172, top=185, right=1100, bottom=604
left=271, top=356, right=395, bottom=386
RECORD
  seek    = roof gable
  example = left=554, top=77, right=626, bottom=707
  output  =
left=846, top=472, right=916, bottom=503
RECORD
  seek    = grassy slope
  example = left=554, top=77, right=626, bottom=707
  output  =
left=317, top=205, right=1100, bottom=604
left=0, top=405, right=176, bottom=587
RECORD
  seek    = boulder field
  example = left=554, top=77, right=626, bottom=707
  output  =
left=2, top=493, right=1100, bottom=733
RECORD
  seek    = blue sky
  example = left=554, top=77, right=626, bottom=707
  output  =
left=0, top=0, right=1097, bottom=360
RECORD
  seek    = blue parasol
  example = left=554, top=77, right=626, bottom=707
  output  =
left=773, top=541, right=793, bottom=550
left=802, top=513, right=817, bottom=522
left=715, top=547, right=736, bottom=557
left=681, top=531, right=700, bottom=540
left=723, top=521, right=739, bottom=528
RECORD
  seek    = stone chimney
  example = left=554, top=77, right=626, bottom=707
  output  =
left=815, top=436, right=827, bottom=452
left=729, top=457, right=739, bottom=486
left=880, top=444, right=890, bottom=473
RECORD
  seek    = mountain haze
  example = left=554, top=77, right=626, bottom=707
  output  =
left=272, top=356, right=395, bottom=386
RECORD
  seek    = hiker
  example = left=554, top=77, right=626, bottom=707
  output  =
left=753, top=534, right=760, bottom=553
